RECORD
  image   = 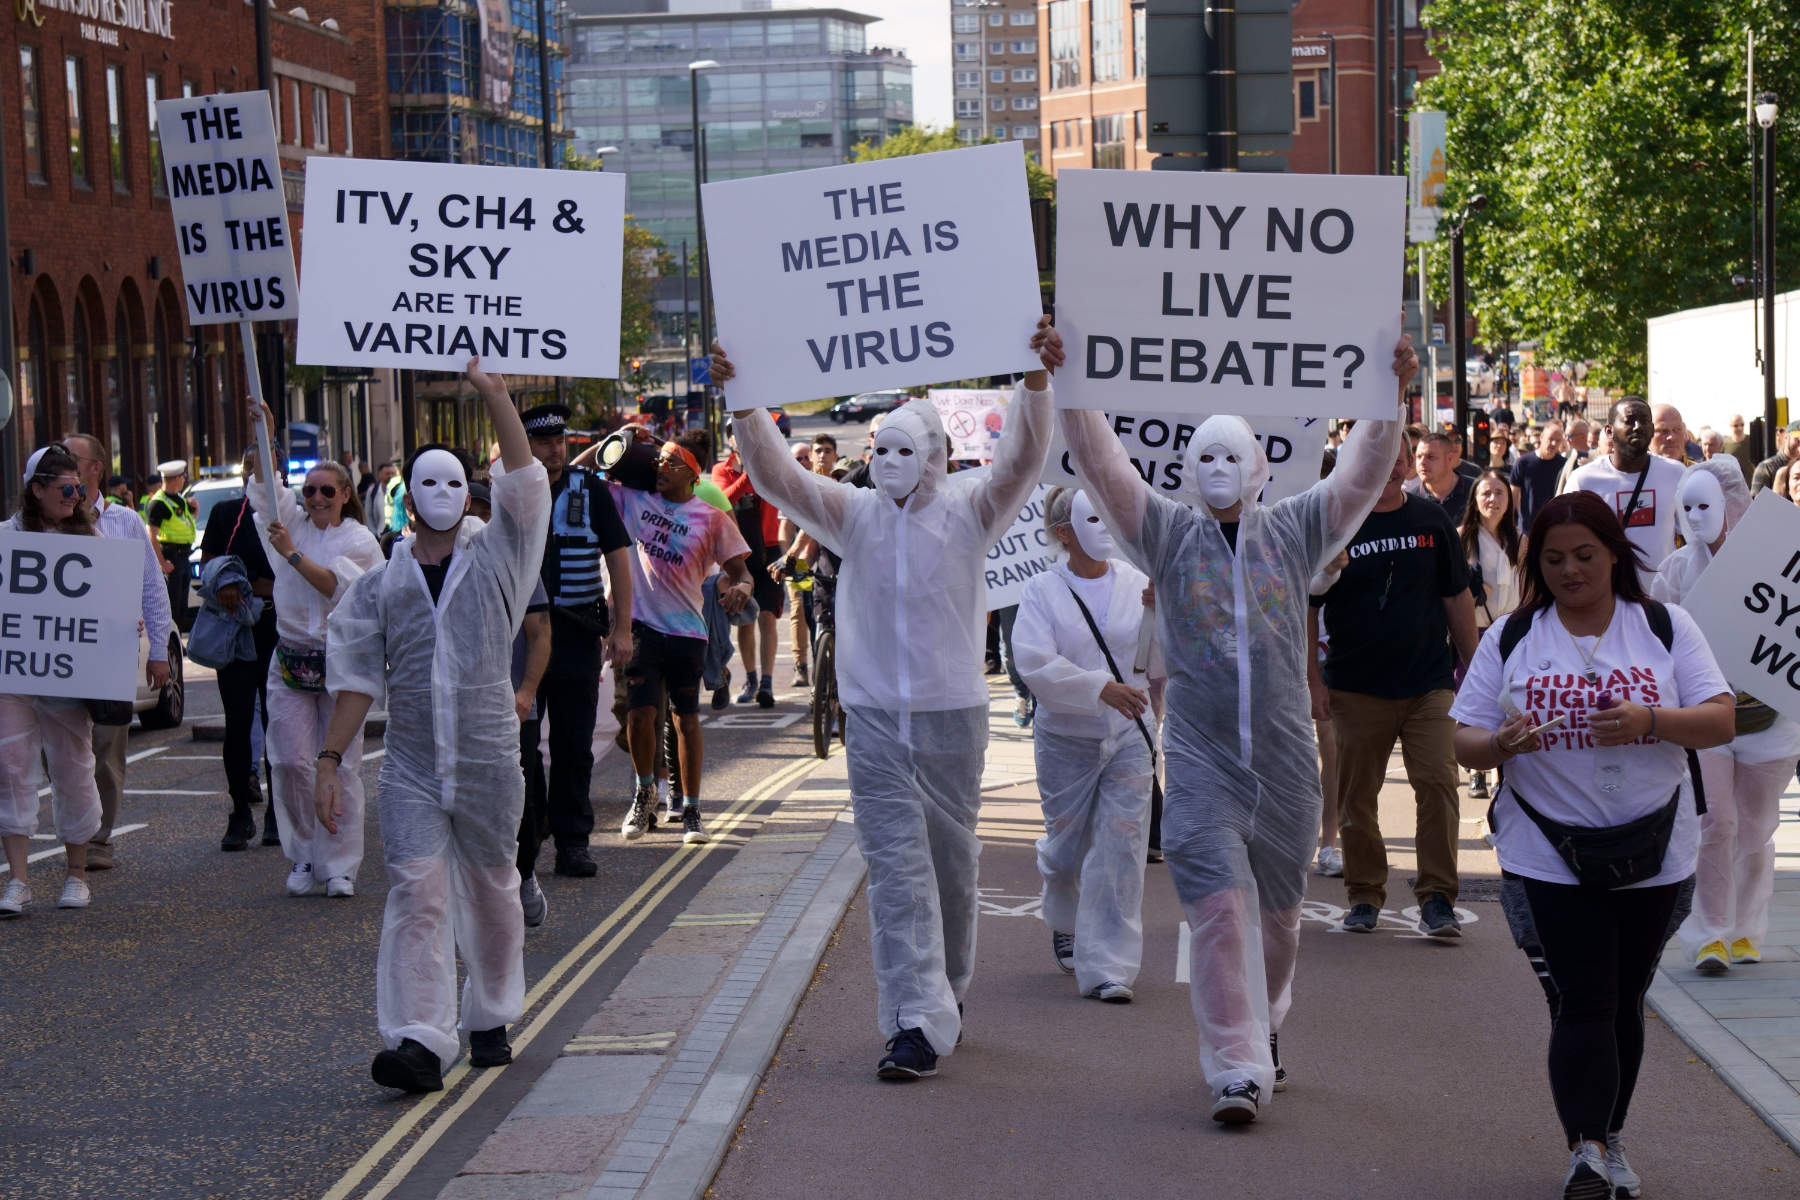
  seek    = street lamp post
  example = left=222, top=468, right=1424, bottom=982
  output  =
left=1448, top=193, right=1487, bottom=441
left=688, top=60, right=719, bottom=433
left=593, top=144, right=619, bottom=169
left=1757, top=91, right=1780, bottom=458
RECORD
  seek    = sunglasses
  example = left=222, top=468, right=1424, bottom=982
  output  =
left=302, top=484, right=339, bottom=499
left=53, top=483, right=87, bottom=499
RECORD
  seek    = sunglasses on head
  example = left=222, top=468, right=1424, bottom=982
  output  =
left=302, top=483, right=338, bottom=499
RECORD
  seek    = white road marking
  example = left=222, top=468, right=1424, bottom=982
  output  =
left=1177, top=921, right=1191, bottom=983
left=0, top=823, right=149, bottom=876
left=37, top=745, right=170, bottom=797
left=976, top=886, right=1042, bottom=918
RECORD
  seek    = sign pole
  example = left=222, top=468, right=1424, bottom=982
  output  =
left=240, top=315, right=280, bottom=514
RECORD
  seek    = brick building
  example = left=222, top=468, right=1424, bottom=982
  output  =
left=950, top=0, right=1040, bottom=152
left=1, top=0, right=384, bottom=506
left=1036, top=0, right=1436, bottom=178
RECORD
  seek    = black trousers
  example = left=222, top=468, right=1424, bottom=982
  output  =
left=1520, top=875, right=1686, bottom=1146
left=218, top=606, right=279, bottom=812
left=515, top=714, right=548, bottom=878
left=161, top=543, right=192, bottom=626
left=541, top=670, right=602, bottom=850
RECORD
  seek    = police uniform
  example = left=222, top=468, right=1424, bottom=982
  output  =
left=521, top=403, right=632, bottom=878
left=145, top=459, right=197, bottom=624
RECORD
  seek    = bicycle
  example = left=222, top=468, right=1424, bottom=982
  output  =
left=807, top=571, right=845, bottom=759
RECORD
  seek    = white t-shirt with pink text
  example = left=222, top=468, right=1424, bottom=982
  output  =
left=610, top=484, right=750, bottom=641
left=1450, top=600, right=1730, bottom=887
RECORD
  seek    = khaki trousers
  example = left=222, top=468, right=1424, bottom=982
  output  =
left=1329, top=688, right=1461, bottom=909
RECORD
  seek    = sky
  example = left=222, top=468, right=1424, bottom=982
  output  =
left=779, top=0, right=952, bottom=129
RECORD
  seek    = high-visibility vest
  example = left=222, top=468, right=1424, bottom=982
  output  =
left=149, top=489, right=196, bottom=545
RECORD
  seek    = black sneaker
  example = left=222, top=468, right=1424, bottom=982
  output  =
left=1469, top=770, right=1490, bottom=800
left=876, top=1028, right=937, bottom=1080
left=1271, top=1033, right=1286, bottom=1092
left=469, top=1025, right=512, bottom=1068
left=261, top=807, right=281, bottom=846
left=756, top=685, right=775, bottom=709
left=1051, top=929, right=1076, bottom=974
left=371, top=1038, right=444, bottom=1093
left=1211, top=1079, right=1261, bottom=1125
left=555, top=843, right=600, bottom=876
left=1419, top=893, right=1462, bottom=939
left=1146, top=846, right=1165, bottom=864
left=1342, top=903, right=1380, bottom=933
left=220, top=810, right=255, bottom=852
left=681, top=803, right=709, bottom=845
left=711, top=667, right=732, bottom=711
left=620, top=787, right=654, bottom=842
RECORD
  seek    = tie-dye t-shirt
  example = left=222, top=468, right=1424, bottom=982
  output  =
left=609, top=484, right=751, bottom=640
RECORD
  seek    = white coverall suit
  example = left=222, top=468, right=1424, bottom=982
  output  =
left=734, top=386, right=1054, bottom=1056
left=1651, top=459, right=1800, bottom=960
left=1012, top=553, right=1158, bottom=994
left=1060, top=408, right=1398, bottom=1097
left=327, top=462, right=550, bottom=1068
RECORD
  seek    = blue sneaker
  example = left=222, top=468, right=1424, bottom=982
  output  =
left=876, top=1028, right=937, bottom=1080
left=1342, top=903, right=1380, bottom=933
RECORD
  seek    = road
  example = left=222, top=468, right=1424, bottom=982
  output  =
left=0, top=660, right=821, bottom=1200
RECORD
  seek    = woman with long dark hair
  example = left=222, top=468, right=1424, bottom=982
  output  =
left=1450, top=491, right=1734, bottom=1199
left=0, top=447, right=103, bottom=916
left=1459, top=468, right=1524, bottom=800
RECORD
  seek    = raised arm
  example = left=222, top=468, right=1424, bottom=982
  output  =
left=1315, top=336, right=1416, bottom=542
left=970, top=315, right=1059, bottom=540
left=714, top=346, right=856, bottom=547
left=466, top=356, right=532, bottom=475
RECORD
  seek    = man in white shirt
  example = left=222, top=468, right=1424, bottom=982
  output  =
left=1564, top=397, right=1685, bottom=579
left=62, top=433, right=173, bottom=871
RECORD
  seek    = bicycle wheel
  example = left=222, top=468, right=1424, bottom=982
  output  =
left=811, top=630, right=835, bottom=759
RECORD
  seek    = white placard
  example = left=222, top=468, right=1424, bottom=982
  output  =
left=1052, top=169, right=1405, bottom=419
left=985, top=483, right=1054, bottom=611
left=1043, top=412, right=1327, bottom=506
left=704, top=141, right=1043, bottom=410
left=0, top=532, right=145, bottom=702
left=295, top=157, right=626, bottom=376
left=156, top=91, right=298, bottom=326
left=1680, top=492, right=1800, bottom=725
left=930, top=388, right=1009, bottom=460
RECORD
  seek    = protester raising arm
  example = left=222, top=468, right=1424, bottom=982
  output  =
left=714, top=351, right=858, bottom=551
left=1313, top=339, right=1415, bottom=547
left=968, top=314, right=1061, bottom=540
left=469, top=356, right=534, bottom=476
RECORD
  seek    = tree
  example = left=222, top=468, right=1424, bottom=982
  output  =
left=850, top=125, right=1055, bottom=200
left=567, top=216, right=672, bottom=423
left=1418, top=0, right=1800, bottom=389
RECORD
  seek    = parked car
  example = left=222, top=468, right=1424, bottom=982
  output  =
left=134, top=623, right=185, bottom=730
left=829, top=390, right=910, bottom=423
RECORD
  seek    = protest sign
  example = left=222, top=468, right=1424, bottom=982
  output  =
left=1680, top=492, right=1800, bottom=725
left=0, top=532, right=144, bottom=702
left=1052, top=169, right=1405, bottom=420
left=703, top=141, right=1043, bottom=410
left=296, top=158, right=625, bottom=376
left=1044, top=412, right=1325, bottom=506
left=931, top=388, right=1009, bottom=460
left=156, top=91, right=297, bottom=326
left=985, top=483, right=1054, bottom=610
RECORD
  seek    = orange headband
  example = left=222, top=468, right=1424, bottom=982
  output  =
left=662, top=441, right=701, bottom=478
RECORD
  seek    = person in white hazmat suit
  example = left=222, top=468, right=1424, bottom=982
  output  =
left=1650, top=458, right=1800, bottom=975
left=1058, top=324, right=1416, bottom=1124
left=708, top=320, right=1059, bottom=1081
left=1012, top=487, right=1158, bottom=1003
left=314, top=358, right=550, bottom=1094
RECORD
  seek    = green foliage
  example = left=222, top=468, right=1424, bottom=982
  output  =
left=568, top=217, right=672, bottom=422
left=1418, top=0, right=1800, bottom=389
left=850, top=125, right=1055, bottom=200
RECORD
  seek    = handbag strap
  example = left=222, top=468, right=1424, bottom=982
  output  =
left=1064, top=580, right=1157, bottom=762
left=1620, top=458, right=1652, bottom=527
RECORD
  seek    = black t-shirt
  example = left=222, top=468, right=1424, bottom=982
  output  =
left=1410, top=471, right=1473, bottom=527
left=541, top=468, right=631, bottom=598
left=419, top=554, right=452, bottom=605
left=198, top=497, right=275, bottom=584
left=1219, top=520, right=1239, bottom=554
left=1509, top=451, right=1566, bottom=529
left=1313, top=496, right=1469, bottom=698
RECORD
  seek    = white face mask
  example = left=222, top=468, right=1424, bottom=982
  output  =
left=410, top=449, right=469, bottom=532
left=1680, top=470, right=1726, bottom=546
left=1196, top=441, right=1244, bottom=511
left=872, top=426, right=922, bottom=502
left=1069, top=491, right=1116, bottom=561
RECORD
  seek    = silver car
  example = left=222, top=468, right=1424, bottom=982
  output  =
left=132, top=623, right=186, bottom=730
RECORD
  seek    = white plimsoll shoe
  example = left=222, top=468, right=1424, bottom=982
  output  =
left=0, top=879, right=30, bottom=917
left=1314, top=845, right=1344, bottom=877
left=326, top=875, right=355, bottom=898
left=1090, top=981, right=1133, bottom=1003
left=285, top=862, right=316, bottom=896
left=58, top=877, right=91, bottom=909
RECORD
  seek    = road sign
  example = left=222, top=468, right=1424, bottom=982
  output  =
left=691, top=357, right=710, bottom=386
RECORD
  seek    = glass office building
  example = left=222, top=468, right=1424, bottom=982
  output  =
left=565, top=6, right=912, bottom=248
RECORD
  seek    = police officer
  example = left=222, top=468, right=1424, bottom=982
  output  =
left=520, top=403, right=635, bottom=879
left=145, top=459, right=198, bottom=627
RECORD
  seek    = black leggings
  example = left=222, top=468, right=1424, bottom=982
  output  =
left=1520, top=876, right=1684, bottom=1146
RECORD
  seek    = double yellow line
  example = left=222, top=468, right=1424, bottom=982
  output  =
left=320, top=750, right=828, bottom=1200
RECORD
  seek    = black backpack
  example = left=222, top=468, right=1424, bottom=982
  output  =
left=1494, top=599, right=1706, bottom=814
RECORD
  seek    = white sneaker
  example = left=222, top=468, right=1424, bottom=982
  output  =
left=1314, top=846, right=1344, bottom=877
left=1090, top=981, right=1134, bottom=1003
left=285, top=863, right=316, bottom=896
left=1605, top=1133, right=1642, bottom=1199
left=0, top=879, right=30, bottom=917
left=1562, top=1142, right=1613, bottom=1200
left=58, top=877, right=91, bottom=909
left=326, top=875, right=355, bottom=898
left=520, top=874, right=548, bottom=928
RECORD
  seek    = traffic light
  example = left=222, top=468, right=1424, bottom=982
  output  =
left=629, top=357, right=644, bottom=374
left=1145, top=0, right=1294, bottom=171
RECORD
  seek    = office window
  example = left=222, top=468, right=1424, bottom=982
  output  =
left=20, top=48, right=44, bottom=184
left=1091, top=0, right=1123, bottom=84
left=1133, top=108, right=1144, bottom=139
left=953, top=14, right=979, bottom=33
left=1010, top=9, right=1033, bottom=24
left=1011, top=40, right=1036, bottom=54
left=343, top=93, right=354, bottom=155
left=65, top=56, right=88, bottom=188
left=1298, top=79, right=1316, bottom=120
left=1049, top=122, right=1059, bottom=149
left=105, top=63, right=126, bottom=192
left=286, top=79, right=300, bottom=144
left=1012, top=95, right=1037, bottom=110
left=990, top=96, right=1004, bottom=111
left=1048, top=0, right=1081, bottom=90
left=182, top=79, right=196, bottom=97
left=989, top=40, right=1005, bottom=55
left=987, top=11, right=1003, bottom=25
left=956, top=99, right=979, bottom=117
left=1133, top=5, right=1145, bottom=76
left=958, top=126, right=976, bottom=143
left=991, top=68, right=1005, bottom=83
left=145, top=71, right=163, bottom=194
left=1011, top=67, right=1036, bottom=82
left=313, top=87, right=329, bottom=149
left=954, top=41, right=978, bottom=59
left=1013, top=124, right=1034, bottom=138
left=1092, top=112, right=1125, bottom=168
left=955, top=70, right=979, bottom=87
